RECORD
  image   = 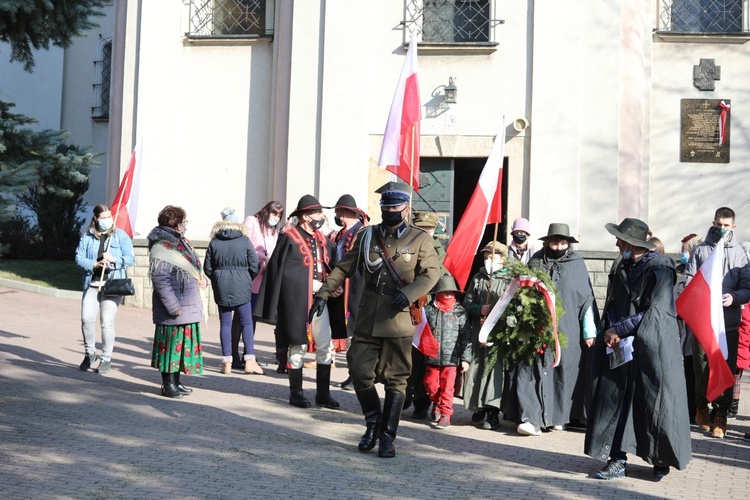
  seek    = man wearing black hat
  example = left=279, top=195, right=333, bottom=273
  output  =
left=585, top=218, right=691, bottom=480
left=328, top=194, right=369, bottom=391
left=309, top=181, right=440, bottom=458
left=255, top=194, right=340, bottom=410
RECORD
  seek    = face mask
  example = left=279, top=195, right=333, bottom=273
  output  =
left=310, top=218, right=325, bottom=230
left=680, top=252, right=689, bottom=264
left=268, top=217, right=279, bottom=227
left=97, top=217, right=113, bottom=231
left=710, top=226, right=728, bottom=241
left=622, top=250, right=632, bottom=261
left=546, top=247, right=567, bottom=260
left=484, top=258, right=503, bottom=274
left=512, top=233, right=527, bottom=245
left=381, top=209, right=404, bottom=227
left=334, top=216, right=343, bottom=227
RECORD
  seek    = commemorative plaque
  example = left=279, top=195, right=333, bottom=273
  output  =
left=680, top=99, right=730, bottom=163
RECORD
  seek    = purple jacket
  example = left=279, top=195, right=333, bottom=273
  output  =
left=148, top=226, right=204, bottom=325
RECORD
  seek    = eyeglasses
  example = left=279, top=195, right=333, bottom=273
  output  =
left=181, top=220, right=189, bottom=226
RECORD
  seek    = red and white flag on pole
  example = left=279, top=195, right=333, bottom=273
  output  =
left=676, top=234, right=734, bottom=402
left=110, top=137, right=143, bottom=238
left=718, top=100, right=730, bottom=145
left=413, top=308, right=440, bottom=358
left=378, top=35, right=421, bottom=191
left=443, top=118, right=506, bottom=290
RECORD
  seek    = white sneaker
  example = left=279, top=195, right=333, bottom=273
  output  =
left=516, top=421, right=542, bottom=436
left=551, top=424, right=566, bottom=431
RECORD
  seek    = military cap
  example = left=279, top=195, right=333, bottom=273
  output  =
left=376, top=181, right=412, bottom=206
left=479, top=240, right=508, bottom=256
left=412, top=211, right=440, bottom=228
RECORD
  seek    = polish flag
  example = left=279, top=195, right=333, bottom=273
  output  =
left=676, top=234, right=734, bottom=402
left=378, top=35, right=421, bottom=191
left=443, top=119, right=506, bottom=290
left=413, top=308, right=440, bottom=358
left=110, top=137, right=143, bottom=238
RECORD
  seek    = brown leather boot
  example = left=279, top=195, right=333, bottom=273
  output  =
left=712, top=414, right=727, bottom=438
left=696, top=407, right=712, bottom=431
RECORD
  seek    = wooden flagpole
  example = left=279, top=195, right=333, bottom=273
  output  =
left=484, top=222, right=500, bottom=307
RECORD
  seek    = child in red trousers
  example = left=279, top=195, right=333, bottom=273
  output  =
left=423, top=275, right=472, bottom=429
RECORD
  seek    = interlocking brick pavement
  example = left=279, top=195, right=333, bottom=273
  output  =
left=1, top=284, right=749, bottom=499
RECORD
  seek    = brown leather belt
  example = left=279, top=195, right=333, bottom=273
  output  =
left=365, top=282, right=400, bottom=296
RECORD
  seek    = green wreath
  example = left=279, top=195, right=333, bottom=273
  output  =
left=485, top=259, right=567, bottom=374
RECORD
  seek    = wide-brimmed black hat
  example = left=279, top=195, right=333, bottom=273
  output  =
left=605, top=218, right=655, bottom=249
left=334, top=194, right=370, bottom=222
left=431, top=274, right=460, bottom=294
left=289, top=194, right=324, bottom=218
left=539, top=223, right=579, bottom=243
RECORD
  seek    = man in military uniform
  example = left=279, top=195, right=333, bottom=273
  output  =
left=309, top=181, right=440, bottom=458
left=412, top=211, right=446, bottom=263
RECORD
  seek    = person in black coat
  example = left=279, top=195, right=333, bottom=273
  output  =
left=255, top=195, right=340, bottom=409
left=204, top=214, right=260, bottom=375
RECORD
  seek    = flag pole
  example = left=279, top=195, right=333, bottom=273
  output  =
left=409, top=123, right=416, bottom=211
left=97, top=169, right=130, bottom=291
left=484, top=223, right=500, bottom=307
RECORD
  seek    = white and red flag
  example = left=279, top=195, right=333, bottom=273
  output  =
left=718, top=100, right=730, bottom=145
left=676, top=234, right=734, bottom=402
left=413, top=308, right=440, bottom=358
left=443, top=119, right=506, bottom=290
left=110, top=137, right=143, bottom=238
left=378, top=35, right=421, bottom=191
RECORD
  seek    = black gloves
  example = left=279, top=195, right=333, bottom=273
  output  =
left=390, top=291, right=410, bottom=311
left=308, top=297, right=327, bottom=323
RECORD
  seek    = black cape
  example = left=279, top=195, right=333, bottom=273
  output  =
left=327, top=221, right=365, bottom=339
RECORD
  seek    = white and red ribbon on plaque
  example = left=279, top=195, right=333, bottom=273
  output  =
left=477, top=275, right=562, bottom=368
left=719, top=100, right=730, bottom=145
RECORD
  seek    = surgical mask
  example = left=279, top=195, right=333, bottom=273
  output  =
left=381, top=209, right=404, bottom=227
left=680, top=252, right=689, bottom=264
left=622, top=250, right=632, bottom=261
left=268, top=217, right=279, bottom=227
left=484, top=258, right=503, bottom=274
left=334, top=216, right=343, bottom=227
left=512, top=233, right=527, bottom=245
left=97, top=217, right=113, bottom=231
left=310, top=218, right=325, bottom=230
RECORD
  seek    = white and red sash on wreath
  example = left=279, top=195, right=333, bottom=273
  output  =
left=477, top=275, right=561, bottom=368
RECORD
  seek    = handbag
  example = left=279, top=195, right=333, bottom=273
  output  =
left=102, top=270, right=135, bottom=296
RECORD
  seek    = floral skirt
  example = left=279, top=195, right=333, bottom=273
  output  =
left=151, top=323, right=203, bottom=375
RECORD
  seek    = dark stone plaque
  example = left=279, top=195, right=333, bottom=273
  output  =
left=680, top=99, right=730, bottom=163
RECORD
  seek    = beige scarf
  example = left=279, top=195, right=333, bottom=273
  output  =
left=150, top=242, right=208, bottom=323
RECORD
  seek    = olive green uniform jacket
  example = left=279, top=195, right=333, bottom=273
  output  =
left=316, top=224, right=440, bottom=339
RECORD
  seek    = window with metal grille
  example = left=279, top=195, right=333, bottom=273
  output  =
left=404, top=0, right=501, bottom=45
left=658, top=0, right=747, bottom=33
left=92, top=39, right=112, bottom=120
left=188, top=0, right=274, bottom=37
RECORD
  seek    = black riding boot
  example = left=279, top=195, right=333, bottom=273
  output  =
left=288, top=368, right=311, bottom=408
left=356, top=386, right=382, bottom=452
left=276, top=347, right=289, bottom=374
left=174, top=372, right=192, bottom=394
left=411, top=396, right=430, bottom=420
left=378, top=391, right=406, bottom=458
left=161, top=372, right=183, bottom=399
left=315, top=364, right=340, bottom=409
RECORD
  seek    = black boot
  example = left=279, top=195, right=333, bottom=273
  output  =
left=174, top=372, right=192, bottom=394
left=411, top=396, right=430, bottom=420
left=378, top=391, right=406, bottom=458
left=161, top=372, right=183, bottom=399
left=288, top=368, right=311, bottom=408
left=355, top=386, right=382, bottom=452
left=315, top=364, right=340, bottom=409
left=728, top=399, right=739, bottom=420
left=276, top=347, right=289, bottom=374
left=340, top=375, right=354, bottom=391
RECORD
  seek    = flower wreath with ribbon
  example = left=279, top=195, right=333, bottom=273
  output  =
left=478, top=260, right=567, bottom=372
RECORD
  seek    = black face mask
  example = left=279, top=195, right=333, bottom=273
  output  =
left=546, top=247, right=567, bottom=260
left=334, top=216, right=343, bottom=227
left=310, top=218, right=325, bottom=230
left=381, top=209, right=404, bottom=227
left=512, top=233, right=527, bottom=245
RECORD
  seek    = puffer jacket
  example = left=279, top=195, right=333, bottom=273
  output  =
left=424, top=302, right=471, bottom=366
left=148, top=225, right=204, bottom=325
left=204, top=220, right=259, bottom=307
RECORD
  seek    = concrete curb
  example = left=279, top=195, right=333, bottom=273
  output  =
left=0, top=277, right=82, bottom=300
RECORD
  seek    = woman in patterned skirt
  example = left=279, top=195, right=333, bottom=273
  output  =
left=147, top=205, right=208, bottom=398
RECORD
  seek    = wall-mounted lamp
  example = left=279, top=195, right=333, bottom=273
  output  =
left=444, top=77, right=457, bottom=104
